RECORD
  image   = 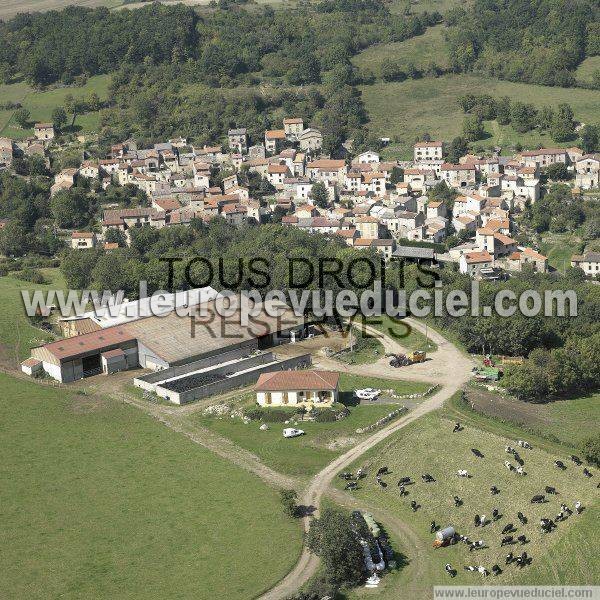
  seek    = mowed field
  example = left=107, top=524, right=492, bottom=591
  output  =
left=0, top=373, right=303, bottom=599
left=353, top=25, right=450, bottom=74
left=360, top=74, right=600, bottom=158
left=0, top=75, right=111, bottom=139
left=195, top=374, right=431, bottom=477
left=575, top=56, right=600, bottom=85
left=0, top=269, right=65, bottom=367
left=339, top=407, right=600, bottom=597
left=539, top=232, right=584, bottom=272
left=0, top=0, right=124, bottom=20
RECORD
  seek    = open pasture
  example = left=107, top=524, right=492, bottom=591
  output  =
left=341, top=411, right=599, bottom=589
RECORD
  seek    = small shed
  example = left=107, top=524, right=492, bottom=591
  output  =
left=21, top=358, right=42, bottom=376
left=101, top=349, right=127, bottom=375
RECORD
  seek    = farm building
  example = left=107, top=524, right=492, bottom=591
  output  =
left=255, top=370, right=339, bottom=407
left=23, top=292, right=309, bottom=388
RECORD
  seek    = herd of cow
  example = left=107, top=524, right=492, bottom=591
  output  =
left=341, top=421, right=594, bottom=580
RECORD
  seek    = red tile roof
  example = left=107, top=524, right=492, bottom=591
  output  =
left=255, top=370, right=339, bottom=391
left=35, top=327, right=136, bottom=361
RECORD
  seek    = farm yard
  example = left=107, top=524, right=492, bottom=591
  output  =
left=338, top=406, right=599, bottom=594
left=194, top=374, right=432, bottom=477
left=0, top=373, right=303, bottom=600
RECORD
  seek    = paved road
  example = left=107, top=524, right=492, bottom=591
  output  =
left=259, top=318, right=474, bottom=600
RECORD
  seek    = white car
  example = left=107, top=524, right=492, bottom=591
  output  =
left=354, top=388, right=381, bottom=400
left=283, top=428, right=305, bottom=438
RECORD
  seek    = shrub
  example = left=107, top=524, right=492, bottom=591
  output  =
left=244, top=407, right=293, bottom=422
left=17, top=268, right=47, bottom=284
left=582, top=435, right=600, bottom=467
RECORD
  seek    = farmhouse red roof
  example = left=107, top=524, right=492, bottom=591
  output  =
left=255, top=370, right=339, bottom=391
left=36, top=327, right=136, bottom=361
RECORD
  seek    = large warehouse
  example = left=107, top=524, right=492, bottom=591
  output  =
left=23, top=293, right=307, bottom=384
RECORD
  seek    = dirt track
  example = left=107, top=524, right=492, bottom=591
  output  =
left=258, top=318, right=474, bottom=600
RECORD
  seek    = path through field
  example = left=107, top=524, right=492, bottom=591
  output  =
left=258, top=318, right=474, bottom=599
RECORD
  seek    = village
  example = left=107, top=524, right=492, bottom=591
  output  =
left=2, top=118, right=599, bottom=280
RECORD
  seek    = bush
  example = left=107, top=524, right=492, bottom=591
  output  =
left=17, top=268, right=47, bottom=284
left=244, top=407, right=293, bottom=422
left=582, top=435, right=600, bottom=467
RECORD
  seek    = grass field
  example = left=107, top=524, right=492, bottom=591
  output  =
left=575, top=56, right=600, bottom=85
left=353, top=25, right=449, bottom=75
left=390, top=0, right=468, bottom=14
left=195, top=374, right=431, bottom=477
left=360, top=74, right=600, bottom=159
left=0, top=372, right=303, bottom=599
left=0, top=75, right=111, bottom=139
left=468, top=386, right=600, bottom=450
left=539, top=232, right=584, bottom=272
left=364, top=315, right=438, bottom=353
left=0, top=268, right=65, bottom=366
left=0, top=0, right=124, bottom=20
left=339, top=402, right=599, bottom=594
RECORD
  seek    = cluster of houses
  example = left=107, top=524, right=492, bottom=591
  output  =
left=2, top=118, right=600, bottom=279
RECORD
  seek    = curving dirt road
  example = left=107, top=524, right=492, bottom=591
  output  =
left=258, top=318, right=474, bottom=600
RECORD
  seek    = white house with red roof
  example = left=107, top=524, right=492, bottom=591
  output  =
left=255, top=370, right=339, bottom=407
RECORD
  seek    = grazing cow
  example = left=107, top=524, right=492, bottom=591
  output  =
left=469, top=541, right=484, bottom=552
left=339, top=472, right=353, bottom=480
left=457, top=469, right=470, bottom=478
left=490, top=485, right=500, bottom=495
left=453, top=495, right=463, bottom=507
left=410, top=500, right=419, bottom=512
left=583, top=468, right=593, bottom=478
left=398, top=485, right=407, bottom=496
left=377, top=467, right=390, bottom=477
left=540, top=518, right=555, bottom=533
left=570, top=455, right=582, bottom=465
left=545, top=486, right=557, bottom=495
left=444, top=563, right=456, bottom=577
left=422, top=473, right=436, bottom=483
left=356, top=468, right=365, bottom=479
left=531, top=494, right=545, bottom=504
left=460, top=535, right=471, bottom=544
left=555, top=460, right=566, bottom=470
left=492, top=509, right=500, bottom=521
left=377, top=479, right=387, bottom=489
left=518, top=440, right=532, bottom=449
left=517, top=512, right=527, bottom=525
left=477, top=566, right=489, bottom=576
left=555, top=511, right=565, bottom=522
left=516, top=466, right=526, bottom=475
left=500, top=536, right=514, bottom=547
left=504, top=461, right=514, bottom=471
left=560, top=503, right=571, bottom=515
left=474, top=514, right=481, bottom=527
left=516, top=552, right=529, bottom=568
left=517, top=534, right=528, bottom=545
left=464, top=565, right=476, bottom=572
left=505, top=445, right=515, bottom=454
left=430, top=520, right=438, bottom=533
left=471, top=448, right=484, bottom=458
left=514, top=454, right=524, bottom=466
left=502, top=523, right=515, bottom=534
left=453, top=422, right=462, bottom=433
left=480, top=515, right=487, bottom=527
left=492, top=564, right=502, bottom=576
left=398, top=477, right=411, bottom=485
left=345, top=481, right=358, bottom=491
left=575, top=501, right=583, bottom=514
left=505, top=552, right=515, bottom=565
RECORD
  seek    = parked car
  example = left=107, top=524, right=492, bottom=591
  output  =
left=355, top=388, right=381, bottom=400
left=283, top=428, right=305, bottom=438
